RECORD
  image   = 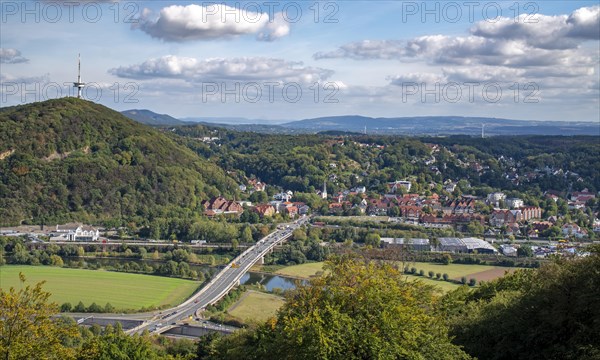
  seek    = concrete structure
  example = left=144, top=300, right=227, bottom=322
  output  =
left=438, top=237, right=496, bottom=254
left=381, top=238, right=430, bottom=251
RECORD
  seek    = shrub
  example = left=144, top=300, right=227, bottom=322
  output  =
left=410, top=267, right=417, bottom=274
left=442, top=273, right=449, bottom=281
left=87, top=302, right=103, bottom=313
left=441, top=254, right=452, bottom=265
left=428, top=271, right=435, bottom=278
left=419, top=270, right=425, bottom=277
left=436, top=272, right=442, bottom=279
left=74, top=301, right=86, bottom=312
left=60, top=302, right=72, bottom=312
left=468, top=278, right=477, bottom=287
left=460, top=276, right=467, bottom=285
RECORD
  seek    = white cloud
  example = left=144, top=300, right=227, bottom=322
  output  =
left=257, top=13, right=290, bottom=42
left=109, top=55, right=333, bottom=84
left=0, top=48, right=29, bottom=64
left=388, top=72, right=448, bottom=86
left=314, top=40, right=406, bottom=60
left=135, top=4, right=290, bottom=42
left=314, top=6, right=599, bottom=64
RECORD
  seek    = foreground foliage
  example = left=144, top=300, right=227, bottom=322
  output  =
left=445, top=245, right=600, bottom=360
left=202, top=256, right=471, bottom=359
left=3, top=250, right=600, bottom=359
left=0, top=273, right=79, bottom=360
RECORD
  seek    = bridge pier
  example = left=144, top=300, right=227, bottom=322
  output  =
left=259, top=255, right=265, bottom=265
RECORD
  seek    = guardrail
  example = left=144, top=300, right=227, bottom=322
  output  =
left=203, top=231, right=294, bottom=308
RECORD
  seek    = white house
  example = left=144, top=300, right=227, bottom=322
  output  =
left=506, top=198, right=524, bottom=209
left=51, top=224, right=100, bottom=242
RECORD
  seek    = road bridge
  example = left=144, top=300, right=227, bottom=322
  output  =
left=126, top=217, right=309, bottom=335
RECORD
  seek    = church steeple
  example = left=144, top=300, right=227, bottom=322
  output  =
left=322, top=180, right=327, bottom=199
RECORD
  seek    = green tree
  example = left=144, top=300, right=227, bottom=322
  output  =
left=78, top=323, right=159, bottom=360
left=364, top=233, right=381, bottom=248
left=448, top=248, right=600, bottom=360
left=241, top=226, right=253, bottom=243
left=60, top=302, right=73, bottom=312
left=517, top=245, right=533, bottom=258
left=0, top=273, right=79, bottom=360
left=74, top=301, right=86, bottom=312
left=207, top=256, right=471, bottom=359
left=50, top=254, right=64, bottom=267
left=441, top=253, right=453, bottom=265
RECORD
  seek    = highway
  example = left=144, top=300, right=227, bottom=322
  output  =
left=126, top=216, right=309, bottom=335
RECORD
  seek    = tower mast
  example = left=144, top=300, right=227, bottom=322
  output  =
left=73, top=54, right=85, bottom=98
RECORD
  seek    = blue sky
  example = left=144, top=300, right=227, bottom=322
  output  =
left=1, top=1, right=599, bottom=122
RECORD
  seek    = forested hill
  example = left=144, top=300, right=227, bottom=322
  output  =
left=0, top=98, right=238, bottom=226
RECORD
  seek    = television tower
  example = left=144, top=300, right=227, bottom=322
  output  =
left=481, top=124, right=485, bottom=138
left=73, top=54, right=85, bottom=98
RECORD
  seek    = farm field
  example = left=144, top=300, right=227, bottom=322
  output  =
left=401, top=275, right=462, bottom=292
left=227, top=290, right=285, bottom=323
left=274, top=262, right=325, bottom=278
left=0, top=265, right=200, bottom=311
left=274, top=261, right=515, bottom=293
left=403, top=262, right=515, bottom=281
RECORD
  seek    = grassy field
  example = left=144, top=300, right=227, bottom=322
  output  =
left=227, top=290, right=285, bottom=323
left=402, top=262, right=508, bottom=280
left=273, top=261, right=514, bottom=293
left=401, top=275, right=462, bottom=292
left=275, top=262, right=325, bottom=278
left=0, top=265, right=200, bottom=311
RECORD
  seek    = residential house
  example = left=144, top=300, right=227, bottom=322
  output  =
left=201, top=197, right=244, bottom=216
left=387, top=180, right=412, bottom=193
left=562, top=223, right=588, bottom=238
left=248, top=179, right=266, bottom=192
left=506, top=198, right=524, bottom=209
left=520, top=206, right=542, bottom=221
left=490, top=209, right=521, bottom=227
left=292, top=202, right=310, bottom=215
left=487, top=192, right=506, bottom=206
left=252, top=204, right=276, bottom=218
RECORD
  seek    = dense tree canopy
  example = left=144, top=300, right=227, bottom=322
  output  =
left=0, top=98, right=238, bottom=226
left=445, top=246, right=600, bottom=360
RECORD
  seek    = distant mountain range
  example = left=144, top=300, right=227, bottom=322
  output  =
left=283, top=115, right=600, bottom=136
left=121, top=110, right=599, bottom=136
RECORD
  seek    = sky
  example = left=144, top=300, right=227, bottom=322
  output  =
left=1, top=1, right=599, bottom=122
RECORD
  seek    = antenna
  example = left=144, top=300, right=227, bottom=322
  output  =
left=481, top=124, right=485, bottom=138
left=364, top=125, right=367, bottom=135
left=73, top=53, right=85, bottom=98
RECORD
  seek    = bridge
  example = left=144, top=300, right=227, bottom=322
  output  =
left=126, top=217, right=309, bottom=335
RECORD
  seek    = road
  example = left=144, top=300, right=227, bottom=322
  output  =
left=126, top=216, right=309, bottom=335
